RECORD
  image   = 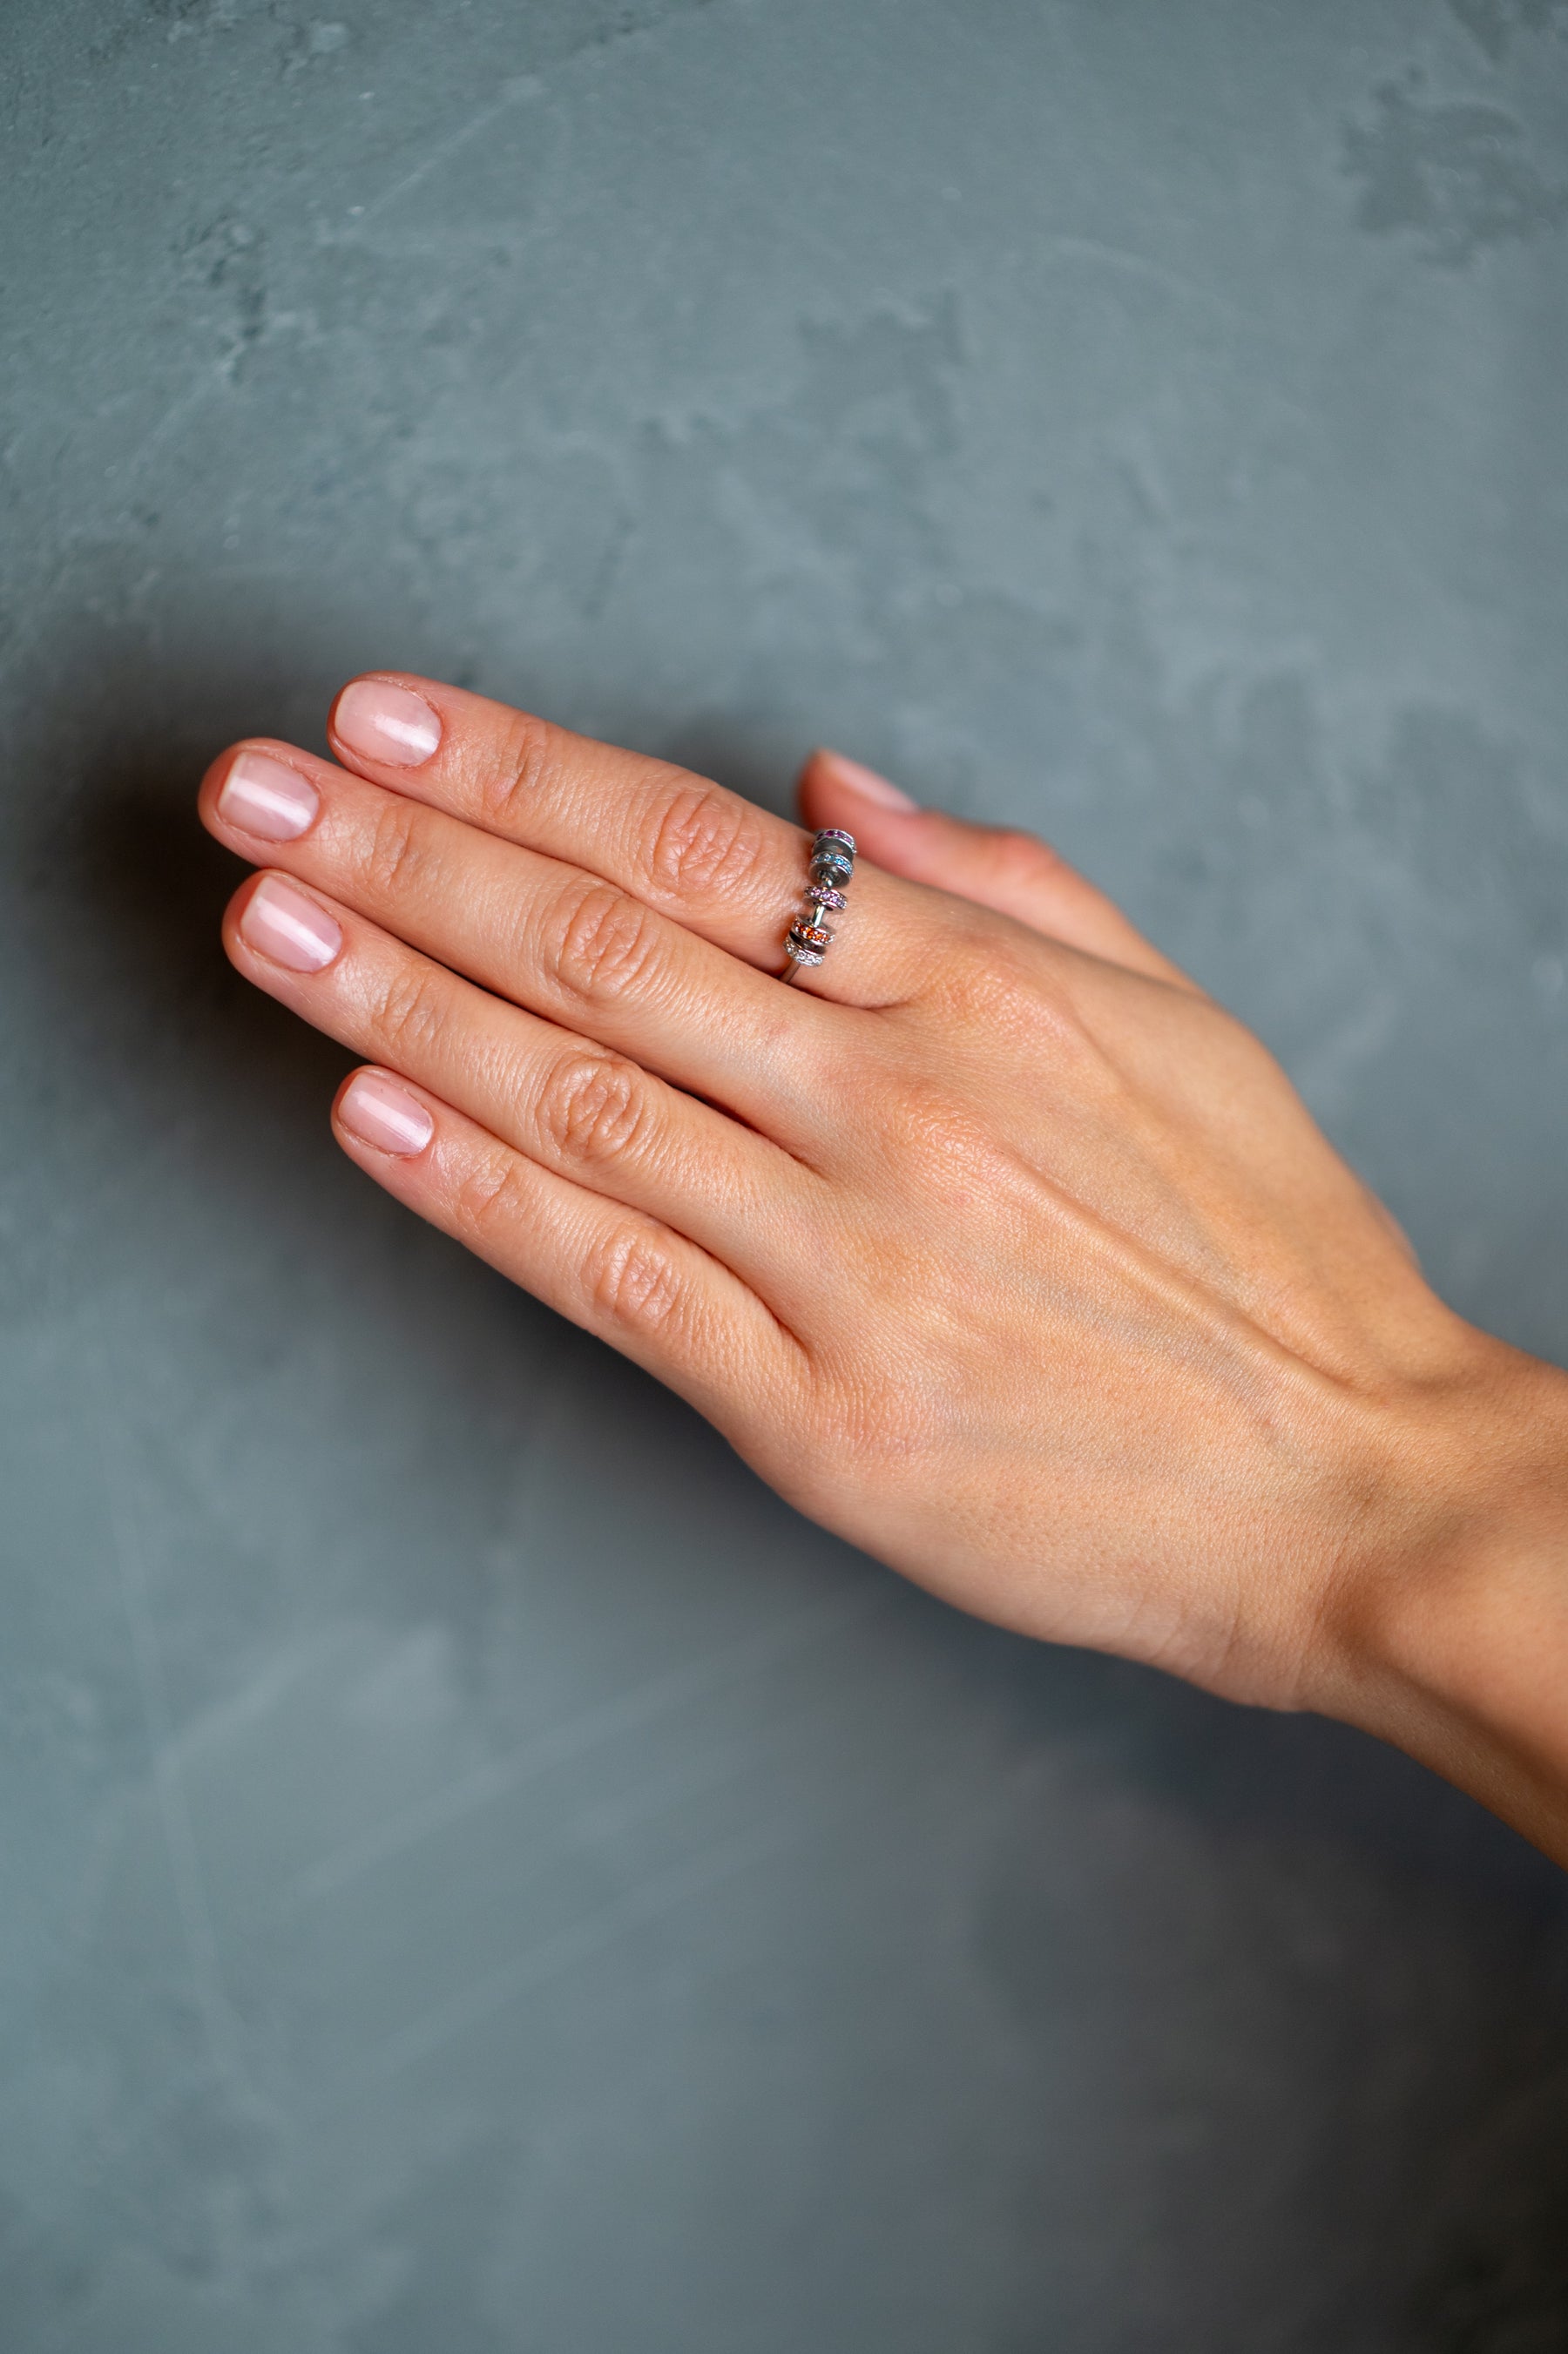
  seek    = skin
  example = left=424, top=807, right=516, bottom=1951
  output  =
left=199, top=677, right=1568, bottom=1865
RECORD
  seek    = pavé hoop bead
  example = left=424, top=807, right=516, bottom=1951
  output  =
left=782, top=829, right=855, bottom=981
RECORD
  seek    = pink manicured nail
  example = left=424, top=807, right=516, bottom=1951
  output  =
left=338, top=1071, right=434, bottom=1156
left=334, top=679, right=443, bottom=768
left=217, top=751, right=321, bottom=842
left=819, top=749, right=917, bottom=810
left=239, top=876, right=342, bottom=971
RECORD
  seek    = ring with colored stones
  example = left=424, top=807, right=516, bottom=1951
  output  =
left=783, top=830, right=855, bottom=976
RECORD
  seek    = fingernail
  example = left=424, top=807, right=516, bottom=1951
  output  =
left=819, top=749, right=917, bottom=810
left=239, top=876, right=342, bottom=972
left=334, top=679, right=443, bottom=768
left=338, top=1071, right=434, bottom=1156
left=217, top=750, right=321, bottom=842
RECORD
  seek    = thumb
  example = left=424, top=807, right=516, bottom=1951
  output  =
left=796, top=748, right=1195, bottom=991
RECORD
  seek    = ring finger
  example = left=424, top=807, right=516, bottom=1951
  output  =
left=322, top=673, right=972, bottom=1005
left=223, top=867, right=816, bottom=1295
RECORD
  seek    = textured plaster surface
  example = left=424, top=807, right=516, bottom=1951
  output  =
left=3, top=3, right=1568, bottom=2347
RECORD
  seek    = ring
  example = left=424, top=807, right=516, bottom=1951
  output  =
left=782, top=829, right=855, bottom=980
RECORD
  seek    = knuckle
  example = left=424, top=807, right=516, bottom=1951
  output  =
left=928, top=939, right=1119, bottom=1098
left=375, top=962, right=448, bottom=1060
left=875, top=1077, right=990, bottom=1176
left=990, top=827, right=1065, bottom=890
left=363, top=795, right=429, bottom=900
left=534, top=1048, right=647, bottom=1168
left=545, top=876, right=661, bottom=1003
left=802, top=1373, right=910, bottom=1465
left=482, top=709, right=563, bottom=828
left=457, top=1151, right=534, bottom=1241
left=922, top=926, right=1015, bottom=1023
left=787, top=1342, right=941, bottom=1490
left=584, top=1221, right=686, bottom=1339
left=639, top=776, right=767, bottom=905
left=931, top=931, right=1062, bottom=1035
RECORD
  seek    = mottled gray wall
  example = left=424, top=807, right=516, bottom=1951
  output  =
left=3, top=2, right=1568, bottom=2347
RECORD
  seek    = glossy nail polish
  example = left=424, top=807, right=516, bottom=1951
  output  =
left=334, top=679, right=442, bottom=768
left=239, top=876, right=342, bottom=972
left=217, top=751, right=321, bottom=842
left=338, top=1071, right=435, bottom=1154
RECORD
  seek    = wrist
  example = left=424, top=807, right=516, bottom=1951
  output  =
left=1315, top=1333, right=1568, bottom=1863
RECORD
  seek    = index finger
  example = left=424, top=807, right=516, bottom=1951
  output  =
left=325, top=673, right=966, bottom=1007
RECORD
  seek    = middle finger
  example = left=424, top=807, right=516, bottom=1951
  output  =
left=199, top=740, right=839, bottom=1141
left=323, top=673, right=961, bottom=1005
left=221, top=867, right=814, bottom=1294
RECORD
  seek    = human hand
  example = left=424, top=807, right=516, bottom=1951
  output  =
left=199, top=680, right=1568, bottom=1855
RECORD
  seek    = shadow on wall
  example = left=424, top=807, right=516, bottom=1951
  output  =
left=14, top=588, right=364, bottom=1169
left=15, top=581, right=809, bottom=1147
left=10, top=582, right=895, bottom=1260
left=1404, top=2065, right=1568, bottom=2351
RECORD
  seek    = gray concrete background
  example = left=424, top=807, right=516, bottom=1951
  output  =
left=3, top=2, right=1568, bottom=2346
